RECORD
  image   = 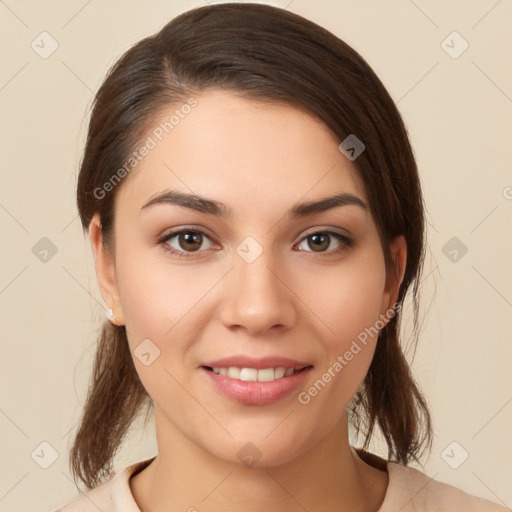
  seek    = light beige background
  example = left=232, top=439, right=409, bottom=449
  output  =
left=1, top=0, right=511, bottom=510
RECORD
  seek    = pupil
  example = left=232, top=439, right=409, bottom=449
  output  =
left=180, top=232, right=201, bottom=251
left=310, top=233, right=328, bottom=252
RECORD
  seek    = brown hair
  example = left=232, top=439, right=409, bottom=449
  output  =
left=72, top=2, right=432, bottom=490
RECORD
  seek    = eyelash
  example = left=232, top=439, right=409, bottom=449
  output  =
left=156, top=227, right=354, bottom=259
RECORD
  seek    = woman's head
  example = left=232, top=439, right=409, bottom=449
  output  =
left=73, top=2, right=431, bottom=489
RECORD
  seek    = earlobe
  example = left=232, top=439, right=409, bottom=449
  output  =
left=89, top=213, right=124, bottom=325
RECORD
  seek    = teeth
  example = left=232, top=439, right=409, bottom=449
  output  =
left=211, top=366, right=296, bottom=382
left=256, top=368, right=274, bottom=382
left=274, top=367, right=286, bottom=379
left=227, top=367, right=241, bottom=379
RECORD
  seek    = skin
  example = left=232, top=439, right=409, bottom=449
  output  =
left=90, top=90, right=406, bottom=512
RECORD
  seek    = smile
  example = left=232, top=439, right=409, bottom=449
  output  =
left=207, top=366, right=301, bottom=382
left=201, top=364, right=313, bottom=405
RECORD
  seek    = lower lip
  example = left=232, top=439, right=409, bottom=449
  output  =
left=201, top=367, right=313, bottom=405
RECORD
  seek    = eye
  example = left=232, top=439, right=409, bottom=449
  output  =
left=156, top=227, right=353, bottom=259
left=157, top=228, right=216, bottom=258
left=296, top=230, right=353, bottom=255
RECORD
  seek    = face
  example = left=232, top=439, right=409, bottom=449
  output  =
left=92, top=90, right=405, bottom=467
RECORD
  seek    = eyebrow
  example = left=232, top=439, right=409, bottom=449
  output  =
left=140, top=189, right=367, bottom=218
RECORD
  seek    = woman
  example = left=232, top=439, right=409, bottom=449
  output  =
left=53, top=3, right=508, bottom=511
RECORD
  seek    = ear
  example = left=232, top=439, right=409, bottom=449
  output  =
left=381, top=234, right=407, bottom=314
left=89, top=213, right=125, bottom=325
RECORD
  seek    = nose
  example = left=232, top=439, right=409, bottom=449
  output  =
left=219, top=246, right=298, bottom=336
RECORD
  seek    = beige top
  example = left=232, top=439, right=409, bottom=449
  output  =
left=52, top=456, right=510, bottom=511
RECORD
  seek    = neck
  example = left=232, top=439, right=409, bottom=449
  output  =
left=130, top=409, right=388, bottom=512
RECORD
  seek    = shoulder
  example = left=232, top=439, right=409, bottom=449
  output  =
left=380, top=461, right=510, bottom=512
left=49, top=457, right=155, bottom=512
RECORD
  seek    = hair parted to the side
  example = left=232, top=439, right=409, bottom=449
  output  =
left=73, top=2, right=432, bottom=490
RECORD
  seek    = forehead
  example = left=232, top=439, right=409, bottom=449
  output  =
left=115, top=90, right=368, bottom=219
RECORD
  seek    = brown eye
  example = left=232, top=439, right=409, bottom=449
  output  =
left=296, top=231, right=353, bottom=254
left=158, top=229, right=215, bottom=257
left=177, top=231, right=203, bottom=252
left=307, top=233, right=330, bottom=252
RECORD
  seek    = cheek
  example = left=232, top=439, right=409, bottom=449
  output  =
left=115, top=242, right=219, bottom=339
left=114, top=248, right=226, bottom=390
left=113, top=252, right=207, bottom=407
left=306, top=249, right=387, bottom=347
left=298, top=250, right=387, bottom=401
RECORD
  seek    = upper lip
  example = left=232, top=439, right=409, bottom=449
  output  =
left=201, top=356, right=313, bottom=370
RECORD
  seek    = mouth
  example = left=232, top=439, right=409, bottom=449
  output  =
left=200, top=359, right=314, bottom=405
left=201, top=365, right=312, bottom=382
